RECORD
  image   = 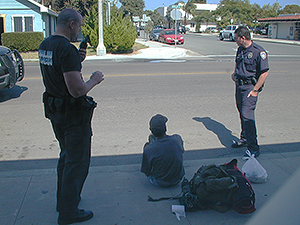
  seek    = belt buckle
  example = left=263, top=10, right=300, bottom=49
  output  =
left=236, top=79, right=242, bottom=86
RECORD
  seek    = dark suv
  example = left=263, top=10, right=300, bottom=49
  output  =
left=0, top=46, right=24, bottom=90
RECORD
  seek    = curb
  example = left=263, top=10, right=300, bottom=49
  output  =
left=23, top=35, right=299, bottom=63
left=252, top=37, right=300, bottom=45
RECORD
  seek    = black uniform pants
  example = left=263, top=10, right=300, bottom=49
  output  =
left=235, top=84, right=259, bottom=152
left=43, top=93, right=96, bottom=219
left=52, top=120, right=92, bottom=219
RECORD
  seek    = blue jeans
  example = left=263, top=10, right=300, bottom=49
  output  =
left=148, top=176, right=181, bottom=187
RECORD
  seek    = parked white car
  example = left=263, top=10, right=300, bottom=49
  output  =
left=205, top=27, right=218, bottom=33
left=219, top=25, right=238, bottom=41
left=219, top=25, right=253, bottom=41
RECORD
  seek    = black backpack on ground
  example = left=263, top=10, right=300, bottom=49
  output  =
left=148, top=159, right=255, bottom=214
left=179, top=159, right=255, bottom=214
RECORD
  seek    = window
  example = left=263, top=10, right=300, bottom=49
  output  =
left=14, top=17, right=22, bottom=32
left=25, top=17, right=33, bottom=31
left=12, top=15, right=34, bottom=32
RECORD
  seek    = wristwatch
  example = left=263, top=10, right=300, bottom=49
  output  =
left=253, top=89, right=259, bottom=92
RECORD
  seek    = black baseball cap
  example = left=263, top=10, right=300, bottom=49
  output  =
left=149, top=114, right=168, bottom=137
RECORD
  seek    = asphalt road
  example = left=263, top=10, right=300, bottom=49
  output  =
left=0, top=37, right=299, bottom=165
left=180, top=33, right=300, bottom=59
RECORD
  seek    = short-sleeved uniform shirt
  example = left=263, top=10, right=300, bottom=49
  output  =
left=39, top=35, right=82, bottom=98
left=141, top=134, right=185, bottom=184
left=235, top=42, right=269, bottom=80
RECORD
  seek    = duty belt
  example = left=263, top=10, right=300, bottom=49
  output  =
left=236, top=79, right=253, bottom=86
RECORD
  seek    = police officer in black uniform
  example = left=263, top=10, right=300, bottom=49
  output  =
left=39, top=9, right=104, bottom=224
left=231, top=26, right=269, bottom=157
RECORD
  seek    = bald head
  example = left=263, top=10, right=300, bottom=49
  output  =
left=57, top=8, right=82, bottom=27
left=55, top=8, right=83, bottom=41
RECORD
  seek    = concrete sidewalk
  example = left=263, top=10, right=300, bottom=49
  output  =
left=24, top=34, right=300, bottom=63
left=84, top=34, right=300, bottom=62
left=3, top=34, right=300, bottom=225
left=86, top=38, right=188, bottom=62
left=1, top=143, right=300, bottom=225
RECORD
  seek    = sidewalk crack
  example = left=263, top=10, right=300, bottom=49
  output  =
left=13, top=175, right=33, bottom=225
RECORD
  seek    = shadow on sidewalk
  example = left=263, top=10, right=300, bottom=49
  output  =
left=192, top=116, right=238, bottom=148
left=1, top=142, right=300, bottom=172
left=0, top=85, right=28, bottom=102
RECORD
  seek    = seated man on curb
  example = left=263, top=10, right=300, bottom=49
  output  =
left=141, top=114, right=185, bottom=187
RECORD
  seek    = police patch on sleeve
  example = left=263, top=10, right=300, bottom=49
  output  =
left=260, top=51, right=267, bottom=60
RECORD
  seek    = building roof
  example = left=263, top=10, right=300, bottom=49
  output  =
left=16, top=0, right=58, bottom=17
left=258, top=14, right=300, bottom=22
left=195, top=3, right=218, bottom=12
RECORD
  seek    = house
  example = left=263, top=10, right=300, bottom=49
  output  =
left=188, top=3, right=218, bottom=32
left=258, top=14, right=300, bottom=40
left=157, top=3, right=218, bottom=32
left=132, top=14, right=151, bottom=28
left=0, top=0, right=58, bottom=44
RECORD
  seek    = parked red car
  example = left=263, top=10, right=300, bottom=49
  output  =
left=158, top=29, right=184, bottom=45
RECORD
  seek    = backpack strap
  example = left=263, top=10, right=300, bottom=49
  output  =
left=147, top=195, right=181, bottom=202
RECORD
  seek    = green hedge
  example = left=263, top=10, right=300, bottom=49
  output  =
left=1, top=32, right=44, bottom=52
left=82, top=3, right=136, bottom=53
left=104, top=15, right=136, bottom=53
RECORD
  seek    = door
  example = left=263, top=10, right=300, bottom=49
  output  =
left=0, top=17, right=4, bottom=45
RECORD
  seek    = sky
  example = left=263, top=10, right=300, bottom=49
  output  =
left=144, top=0, right=300, bottom=11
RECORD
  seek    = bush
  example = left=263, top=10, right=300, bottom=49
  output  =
left=82, top=3, right=136, bottom=53
left=1, top=32, right=44, bottom=52
left=81, top=5, right=99, bottom=49
left=103, top=9, right=136, bottom=53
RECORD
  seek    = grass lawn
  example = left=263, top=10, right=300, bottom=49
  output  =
left=20, top=41, right=148, bottom=59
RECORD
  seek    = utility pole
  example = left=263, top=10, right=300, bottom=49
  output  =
left=106, top=0, right=111, bottom=26
left=97, top=0, right=106, bottom=56
left=175, top=8, right=177, bottom=48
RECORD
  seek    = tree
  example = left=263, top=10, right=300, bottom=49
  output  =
left=43, top=0, right=64, bottom=12
left=144, top=9, right=166, bottom=27
left=214, top=0, right=254, bottom=27
left=144, top=20, right=154, bottom=38
left=119, top=0, right=145, bottom=18
left=193, top=14, right=203, bottom=32
left=193, top=10, right=215, bottom=31
left=251, top=3, right=263, bottom=32
left=104, top=7, right=136, bottom=53
left=63, top=0, right=81, bottom=12
left=261, top=2, right=281, bottom=18
left=42, top=0, right=96, bottom=16
left=182, top=0, right=197, bottom=25
left=81, top=2, right=99, bottom=48
left=191, top=0, right=206, bottom=3
left=82, top=2, right=136, bottom=53
left=251, top=3, right=263, bottom=19
left=279, top=4, right=300, bottom=14
left=165, top=8, right=175, bottom=29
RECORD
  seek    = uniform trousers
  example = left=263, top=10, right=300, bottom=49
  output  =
left=235, top=84, right=259, bottom=152
left=45, top=95, right=95, bottom=220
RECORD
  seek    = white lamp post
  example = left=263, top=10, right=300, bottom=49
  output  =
left=97, top=0, right=106, bottom=56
